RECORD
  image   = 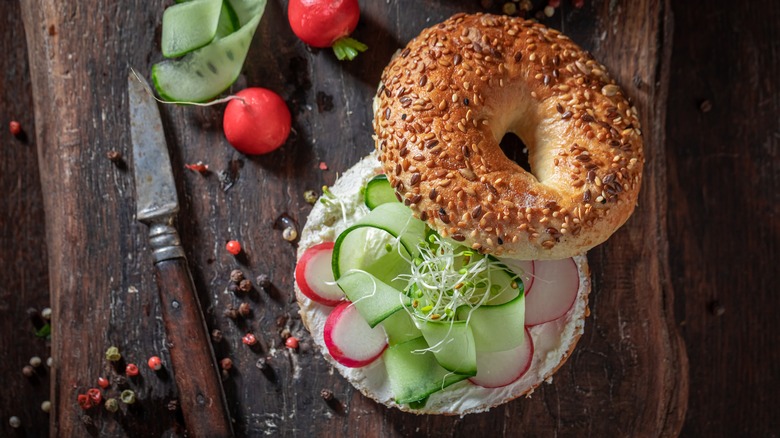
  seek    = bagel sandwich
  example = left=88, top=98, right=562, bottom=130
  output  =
left=294, top=13, right=642, bottom=415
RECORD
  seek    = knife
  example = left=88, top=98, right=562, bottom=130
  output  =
left=128, top=71, right=234, bottom=437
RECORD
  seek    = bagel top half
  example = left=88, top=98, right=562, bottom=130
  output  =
left=373, top=13, right=644, bottom=260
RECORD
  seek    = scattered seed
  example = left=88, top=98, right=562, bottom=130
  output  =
left=303, top=190, right=318, bottom=204
left=105, top=346, right=121, bottom=362
left=120, top=390, right=136, bottom=405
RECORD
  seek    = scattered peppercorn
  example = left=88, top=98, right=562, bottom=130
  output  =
left=242, top=333, right=257, bottom=346
left=105, top=346, right=121, bottom=362
left=226, top=240, right=242, bottom=255
left=211, top=329, right=223, bottom=343
left=9, top=121, right=22, bottom=137
left=98, top=377, right=110, bottom=389
left=104, top=398, right=119, bottom=413
left=125, top=363, right=139, bottom=377
left=280, top=328, right=291, bottom=339
left=30, top=356, right=42, bottom=368
left=285, top=336, right=299, bottom=350
left=238, top=279, right=252, bottom=293
left=320, top=389, right=334, bottom=401
left=106, top=150, right=123, bottom=163
left=224, top=306, right=239, bottom=320
left=147, top=356, right=163, bottom=371
left=77, top=393, right=93, bottom=410
left=699, top=99, right=713, bottom=113
left=303, top=190, right=318, bottom=204
left=238, top=302, right=251, bottom=317
left=47, top=357, right=53, bottom=367
left=319, top=161, right=328, bottom=170
left=543, top=5, right=555, bottom=16
left=22, top=365, right=35, bottom=377
left=502, top=2, right=517, bottom=15
left=87, top=388, right=102, bottom=405
left=81, top=415, right=93, bottom=425
left=167, top=399, right=179, bottom=411
left=41, top=307, right=52, bottom=320
left=41, top=400, right=52, bottom=413
left=220, top=358, right=233, bottom=370
left=120, top=390, right=136, bottom=405
left=9, top=416, right=21, bottom=428
left=256, top=274, right=271, bottom=289
left=255, top=358, right=267, bottom=370
left=282, top=227, right=298, bottom=242
left=229, top=269, right=244, bottom=283
left=227, top=283, right=240, bottom=293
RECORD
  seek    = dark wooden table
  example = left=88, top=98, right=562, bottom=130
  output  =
left=1, top=0, right=777, bottom=436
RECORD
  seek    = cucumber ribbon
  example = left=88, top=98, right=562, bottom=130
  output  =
left=153, top=0, right=267, bottom=102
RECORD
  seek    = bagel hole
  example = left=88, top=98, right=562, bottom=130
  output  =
left=499, top=132, right=532, bottom=173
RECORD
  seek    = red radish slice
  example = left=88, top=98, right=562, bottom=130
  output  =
left=295, top=242, right=345, bottom=306
left=324, top=301, right=388, bottom=368
left=469, top=328, right=533, bottom=388
left=524, top=258, right=579, bottom=326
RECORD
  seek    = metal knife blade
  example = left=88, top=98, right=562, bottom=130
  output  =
left=128, top=72, right=178, bottom=222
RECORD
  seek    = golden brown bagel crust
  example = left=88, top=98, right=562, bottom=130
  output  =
left=373, top=13, right=644, bottom=259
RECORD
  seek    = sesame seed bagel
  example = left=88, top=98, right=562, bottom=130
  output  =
left=296, top=153, right=591, bottom=415
left=373, top=13, right=644, bottom=260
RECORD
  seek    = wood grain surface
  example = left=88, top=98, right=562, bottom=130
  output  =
left=1, top=0, right=776, bottom=437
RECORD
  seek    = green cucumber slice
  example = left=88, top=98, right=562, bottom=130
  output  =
left=336, top=271, right=410, bottom=327
left=161, top=0, right=222, bottom=58
left=332, top=203, right=426, bottom=279
left=457, top=288, right=525, bottom=352
left=419, top=320, right=477, bottom=375
left=380, top=310, right=422, bottom=346
left=152, top=0, right=267, bottom=102
left=383, top=337, right=470, bottom=405
left=364, top=174, right=396, bottom=210
left=216, top=1, right=240, bottom=37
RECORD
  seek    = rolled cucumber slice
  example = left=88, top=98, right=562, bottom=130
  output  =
left=332, top=202, right=426, bottom=279
left=336, top=270, right=410, bottom=327
left=456, top=288, right=525, bottom=352
left=152, top=0, right=267, bottom=102
left=380, top=310, right=422, bottom=346
left=383, top=337, right=470, bottom=405
left=364, top=174, right=396, bottom=210
left=419, top=319, right=477, bottom=375
left=161, top=0, right=222, bottom=58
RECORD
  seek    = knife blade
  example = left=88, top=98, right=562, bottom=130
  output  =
left=128, top=71, right=233, bottom=438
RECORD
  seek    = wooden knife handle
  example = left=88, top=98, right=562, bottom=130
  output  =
left=151, top=224, right=233, bottom=437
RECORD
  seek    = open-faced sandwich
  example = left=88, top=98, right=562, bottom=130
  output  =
left=295, top=13, right=643, bottom=415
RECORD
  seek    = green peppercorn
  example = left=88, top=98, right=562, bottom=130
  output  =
left=104, top=398, right=119, bottom=412
left=105, top=346, right=121, bottom=362
left=120, top=390, right=136, bottom=405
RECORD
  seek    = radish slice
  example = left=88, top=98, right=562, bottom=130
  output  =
left=469, top=328, right=533, bottom=388
left=295, top=242, right=345, bottom=306
left=324, top=301, right=388, bottom=368
left=524, top=258, right=579, bottom=326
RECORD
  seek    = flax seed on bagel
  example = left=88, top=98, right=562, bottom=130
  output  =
left=373, top=13, right=644, bottom=259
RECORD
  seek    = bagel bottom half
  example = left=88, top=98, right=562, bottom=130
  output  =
left=295, top=153, right=591, bottom=415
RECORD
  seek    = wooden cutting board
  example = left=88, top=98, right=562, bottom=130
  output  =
left=18, top=0, right=687, bottom=435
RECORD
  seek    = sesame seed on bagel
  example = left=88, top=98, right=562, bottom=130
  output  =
left=373, top=13, right=644, bottom=260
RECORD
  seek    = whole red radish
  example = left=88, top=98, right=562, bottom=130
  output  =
left=223, top=88, right=291, bottom=155
left=288, top=0, right=367, bottom=60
